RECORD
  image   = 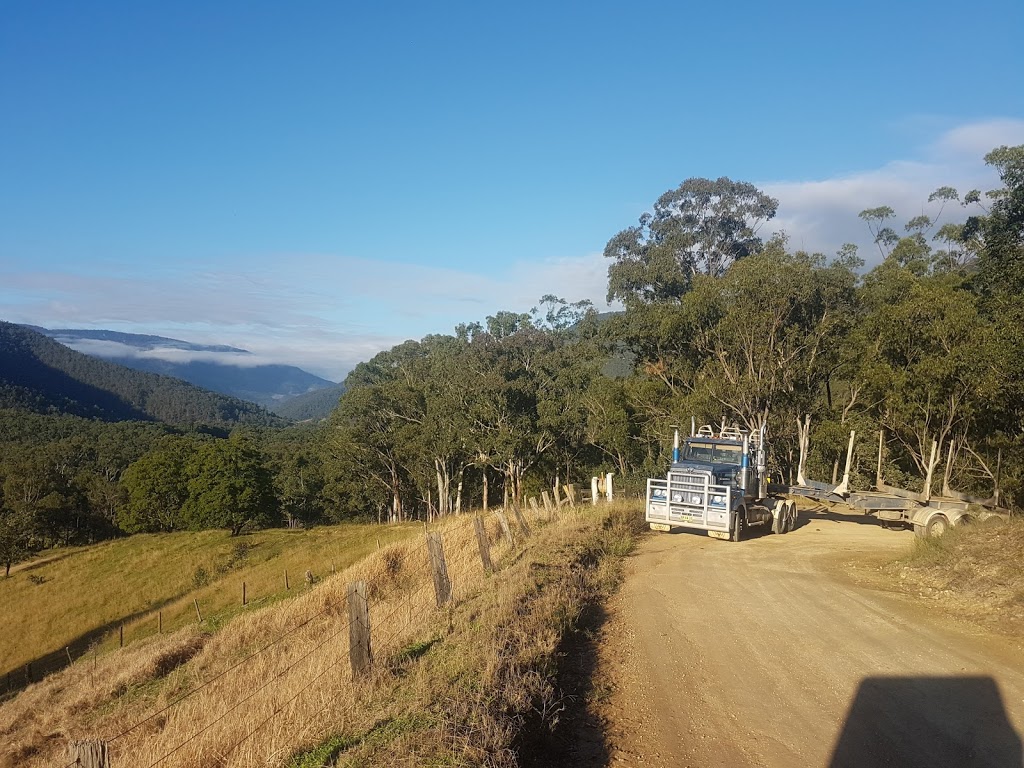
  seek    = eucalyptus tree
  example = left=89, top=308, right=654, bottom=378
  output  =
left=180, top=434, right=277, bottom=535
left=606, top=177, right=778, bottom=305
left=850, top=261, right=1002, bottom=486
left=119, top=435, right=201, bottom=532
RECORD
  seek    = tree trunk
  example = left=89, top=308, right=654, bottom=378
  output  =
left=455, top=467, right=464, bottom=515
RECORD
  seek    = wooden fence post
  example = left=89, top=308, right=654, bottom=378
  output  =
left=605, top=472, right=614, bottom=502
left=591, top=476, right=600, bottom=506
left=347, top=581, right=371, bottom=679
left=541, top=491, right=553, bottom=513
left=553, top=484, right=563, bottom=509
left=528, top=497, right=540, bottom=515
left=565, top=484, right=577, bottom=507
left=473, top=516, right=493, bottom=573
left=285, top=569, right=290, bottom=590
left=194, top=598, right=203, bottom=623
left=426, top=532, right=452, bottom=607
left=494, top=509, right=514, bottom=544
left=511, top=500, right=532, bottom=536
left=67, top=739, right=109, bottom=768
left=242, top=581, right=247, bottom=606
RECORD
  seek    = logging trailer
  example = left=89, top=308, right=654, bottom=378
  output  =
left=646, top=418, right=1010, bottom=541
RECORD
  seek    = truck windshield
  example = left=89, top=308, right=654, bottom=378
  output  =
left=683, top=443, right=742, bottom=466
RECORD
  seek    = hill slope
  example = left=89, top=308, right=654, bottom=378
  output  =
left=270, top=383, right=346, bottom=420
left=42, top=328, right=336, bottom=409
left=0, top=322, right=281, bottom=426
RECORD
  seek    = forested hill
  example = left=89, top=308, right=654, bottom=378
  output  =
left=0, top=322, right=282, bottom=426
left=270, top=383, right=345, bottom=421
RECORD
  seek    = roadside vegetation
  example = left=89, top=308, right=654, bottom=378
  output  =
left=890, top=516, right=1024, bottom=636
left=0, top=501, right=644, bottom=768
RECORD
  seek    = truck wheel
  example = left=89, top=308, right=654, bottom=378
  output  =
left=772, top=502, right=785, bottom=535
left=785, top=501, right=797, bottom=533
left=925, top=514, right=950, bottom=537
left=731, top=508, right=745, bottom=542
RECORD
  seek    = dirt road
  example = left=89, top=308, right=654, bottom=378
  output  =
left=583, top=508, right=1024, bottom=768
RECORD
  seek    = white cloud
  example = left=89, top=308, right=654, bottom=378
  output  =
left=3, top=117, right=1021, bottom=379
left=762, top=118, right=1024, bottom=262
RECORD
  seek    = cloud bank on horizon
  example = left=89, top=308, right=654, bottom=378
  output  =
left=2, top=118, right=1023, bottom=382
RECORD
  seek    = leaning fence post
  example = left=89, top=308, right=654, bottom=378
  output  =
left=565, top=484, right=577, bottom=507
left=494, top=509, right=514, bottom=544
left=511, top=500, right=532, bottom=536
left=193, top=598, right=203, bottom=623
left=553, top=484, right=563, bottom=510
left=528, top=497, right=540, bottom=515
left=426, top=532, right=452, bottom=607
left=67, top=739, right=109, bottom=768
left=347, top=581, right=371, bottom=679
left=541, top=491, right=553, bottom=513
left=473, top=516, right=493, bottom=573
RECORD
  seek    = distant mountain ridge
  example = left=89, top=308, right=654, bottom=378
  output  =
left=37, top=327, right=337, bottom=412
left=46, top=328, right=249, bottom=354
left=0, top=322, right=281, bottom=426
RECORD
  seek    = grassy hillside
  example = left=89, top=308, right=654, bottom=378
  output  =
left=0, top=502, right=644, bottom=768
left=0, top=523, right=420, bottom=682
left=0, top=322, right=281, bottom=426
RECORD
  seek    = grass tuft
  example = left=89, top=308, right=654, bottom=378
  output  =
left=895, top=515, right=1024, bottom=635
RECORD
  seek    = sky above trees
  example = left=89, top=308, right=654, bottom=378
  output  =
left=1, top=0, right=1023, bottom=381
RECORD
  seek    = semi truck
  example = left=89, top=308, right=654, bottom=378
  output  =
left=646, top=416, right=1009, bottom=541
left=645, top=421, right=796, bottom=541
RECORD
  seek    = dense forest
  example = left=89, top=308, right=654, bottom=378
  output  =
left=0, top=323, right=282, bottom=426
left=1, top=144, right=1021, bottom=573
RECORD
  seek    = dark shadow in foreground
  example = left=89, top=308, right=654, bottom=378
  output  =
left=830, top=676, right=1022, bottom=768
left=515, top=600, right=611, bottom=767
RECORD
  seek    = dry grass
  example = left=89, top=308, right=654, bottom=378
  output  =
left=0, top=523, right=420, bottom=681
left=890, top=515, right=1024, bottom=635
left=0, top=501, right=644, bottom=767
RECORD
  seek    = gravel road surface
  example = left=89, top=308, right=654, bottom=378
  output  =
left=586, top=508, right=1024, bottom=768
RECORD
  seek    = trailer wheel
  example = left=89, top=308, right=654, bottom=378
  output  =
left=925, top=514, right=950, bottom=538
left=731, top=507, right=745, bottom=542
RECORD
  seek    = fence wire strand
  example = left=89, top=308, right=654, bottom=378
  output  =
left=141, top=614, right=353, bottom=768
left=108, top=603, right=334, bottom=744
left=87, top=517, right=498, bottom=766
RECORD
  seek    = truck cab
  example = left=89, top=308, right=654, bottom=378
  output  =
left=646, top=424, right=794, bottom=541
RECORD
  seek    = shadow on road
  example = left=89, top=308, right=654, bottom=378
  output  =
left=829, top=676, right=1022, bottom=768
left=516, top=600, right=611, bottom=767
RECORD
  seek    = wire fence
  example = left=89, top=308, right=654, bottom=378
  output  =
left=53, top=493, right=589, bottom=768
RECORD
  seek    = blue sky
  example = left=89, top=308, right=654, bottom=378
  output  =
left=2, top=1, right=1023, bottom=381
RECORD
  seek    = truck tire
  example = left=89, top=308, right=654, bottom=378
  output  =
left=925, top=514, right=950, bottom=538
left=784, top=500, right=797, bottom=533
left=731, top=507, right=745, bottom=542
left=772, top=502, right=785, bottom=535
